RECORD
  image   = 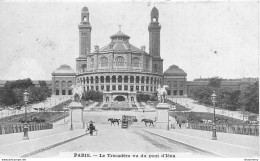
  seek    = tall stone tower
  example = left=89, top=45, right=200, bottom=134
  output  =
left=78, top=6, right=92, bottom=57
left=76, top=6, right=91, bottom=74
left=148, top=7, right=163, bottom=75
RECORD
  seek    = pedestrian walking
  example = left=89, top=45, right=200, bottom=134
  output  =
left=178, top=120, right=182, bottom=129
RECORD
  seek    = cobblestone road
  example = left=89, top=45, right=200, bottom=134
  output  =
left=32, top=123, right=214, bottom=158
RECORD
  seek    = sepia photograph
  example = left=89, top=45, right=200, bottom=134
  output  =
left=0, top=0, right=259, bottom=160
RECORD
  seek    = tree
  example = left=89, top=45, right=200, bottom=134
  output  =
left=240, top=81, right=259, bottom=114
left=208, top=77, right=222, bottom=89
left=224, top=90, right=241, bottom=111
left=38, top=80, right=47, bottom=87
left=83, top=90, right=103, bottom=102
left=1, top=88, right=17, bottom=106
left=192, top=86, right=212, bottom=105
left=0, top=78, right=51, bottom=106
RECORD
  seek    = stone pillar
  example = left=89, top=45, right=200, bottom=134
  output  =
left=144, top=77, right=147, bottom=92
left=69, top=101, right=84, bottom=129
left=104, top=76, right=106, bottom=92
left=134, top=76, right=136, bottom=92
left=128, top=77, right=131, bottom=92
left=110, top=76, right=112, bottom=91
left=59, top=81, right=62, bottom=96
left=98, top=76, right=101, bottom=92
left=123, top=75, right=125, bottom=91
left=138, top=76, right=141, bottom=92
left=116, top=76, right=118, bottom=91
left=94, top=76, right=96, bottom=90
left=156, top=103, right=170, bottom=130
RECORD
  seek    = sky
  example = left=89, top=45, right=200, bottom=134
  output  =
left=0, top=0, right=259, bottom=81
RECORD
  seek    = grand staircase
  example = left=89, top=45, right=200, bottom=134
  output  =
left=106, top=102, right=138, bottom=111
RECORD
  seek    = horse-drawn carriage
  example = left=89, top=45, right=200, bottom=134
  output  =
left=121, top=115, right=137, bottom=129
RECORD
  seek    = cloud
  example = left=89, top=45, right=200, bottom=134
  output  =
left=3, top=57, right=47, bottom=80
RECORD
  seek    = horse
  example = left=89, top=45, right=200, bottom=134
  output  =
left=71, top=84, right=84, bottom=101
left=108, top=118, right=120, bottom=126
left=141, top=119, right=154, bottom=126
left=157, top=85, right=169, bottom=103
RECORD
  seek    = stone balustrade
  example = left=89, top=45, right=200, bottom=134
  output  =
left=0, top=123, right=53, bottom=135
left=188, top=123, right=259, bottom=136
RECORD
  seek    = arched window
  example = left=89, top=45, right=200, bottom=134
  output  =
left=124, top=76, right=128, bottom=83
left=132, top=57, right=140, bottom=67
left=112, top=75, right=116, bottom=83
left=100, top=57, right=108, bottom=67
left=61, top=81, right=66, bottom=89
left=55, top=81, right=60, bottom=88
left=118, top=75, right=122, bottom=83
left=167, top=81, right=172, bottom=88
left=115, top=56, right=125, bottom=67
left=95, top=76, right=99, bottom=83
left=141, top=76, right=145, bottom=83
left=100, top=76, right=104, bottom=83
left=106, top=76, right=110, bottom=83
left=146, top=77, right=149, bottom=84
left=130, top=76, right=134, bottom=83
left=81, top=64, right=87, bottom=72
left=136, top=76, right=140, bottom=83
left=173, top=81, right=177, bottom=87
left=90, top=58, right=94, bottom=68
left=179, top=81, right=184, bottom=87
left=83, top=17, right=88, bottom=22
left=86, top=77, right=89, bottom=84
left=68, top=81, right=72, bottom=88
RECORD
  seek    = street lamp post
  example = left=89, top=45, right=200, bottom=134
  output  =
left=23, top=90, right=29, bottom=140
left=167, top=109, right=170, bottom=131
left=211, top=91, right=217, bottom=140
left=70, top=108, right=73, bottom=130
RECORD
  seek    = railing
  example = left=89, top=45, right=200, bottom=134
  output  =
left=0, top=123, right=53, bottom=135
left=80, top=68, right=153, bottom=74
left=188, top=123, right=259, bottom=136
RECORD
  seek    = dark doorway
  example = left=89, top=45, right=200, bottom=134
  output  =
left=114, top=95, right=125, bottom=102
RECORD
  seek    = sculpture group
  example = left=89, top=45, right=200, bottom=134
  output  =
left=71, top=83, right=168, bottom=103
left=71, top=84, right=84, bottom=102
left=157, top=85, right=168, bottom=103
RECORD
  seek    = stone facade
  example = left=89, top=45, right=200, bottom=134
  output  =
left=51, top=65, right=76, bottom=96
left=73, top=6, right=163, bottom=102
left=50, top=6, right=258, bottom=101
left=163, top=65, right=187, bottom=97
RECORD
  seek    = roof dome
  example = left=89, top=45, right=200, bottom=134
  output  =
left=110, top=30, right=130, bottom=40
left=52, top=64, right=76, bottom=75
left=164, top=65, right=187, bottom=76
left=82, top=6, right=89, bottom=12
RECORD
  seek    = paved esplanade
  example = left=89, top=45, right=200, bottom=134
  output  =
left=0, top=111, right=258, bottom=158
left=1, top=95, right=71, bottom=118
left=169, top=97, right=246, bottom=120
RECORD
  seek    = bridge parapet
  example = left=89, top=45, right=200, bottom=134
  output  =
left=187, top=123, right=259, bottom=136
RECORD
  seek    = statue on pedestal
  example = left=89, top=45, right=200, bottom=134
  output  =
left=71, top=84, right=84, bottom=102
left=156, top=85, right=169, bottom=103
